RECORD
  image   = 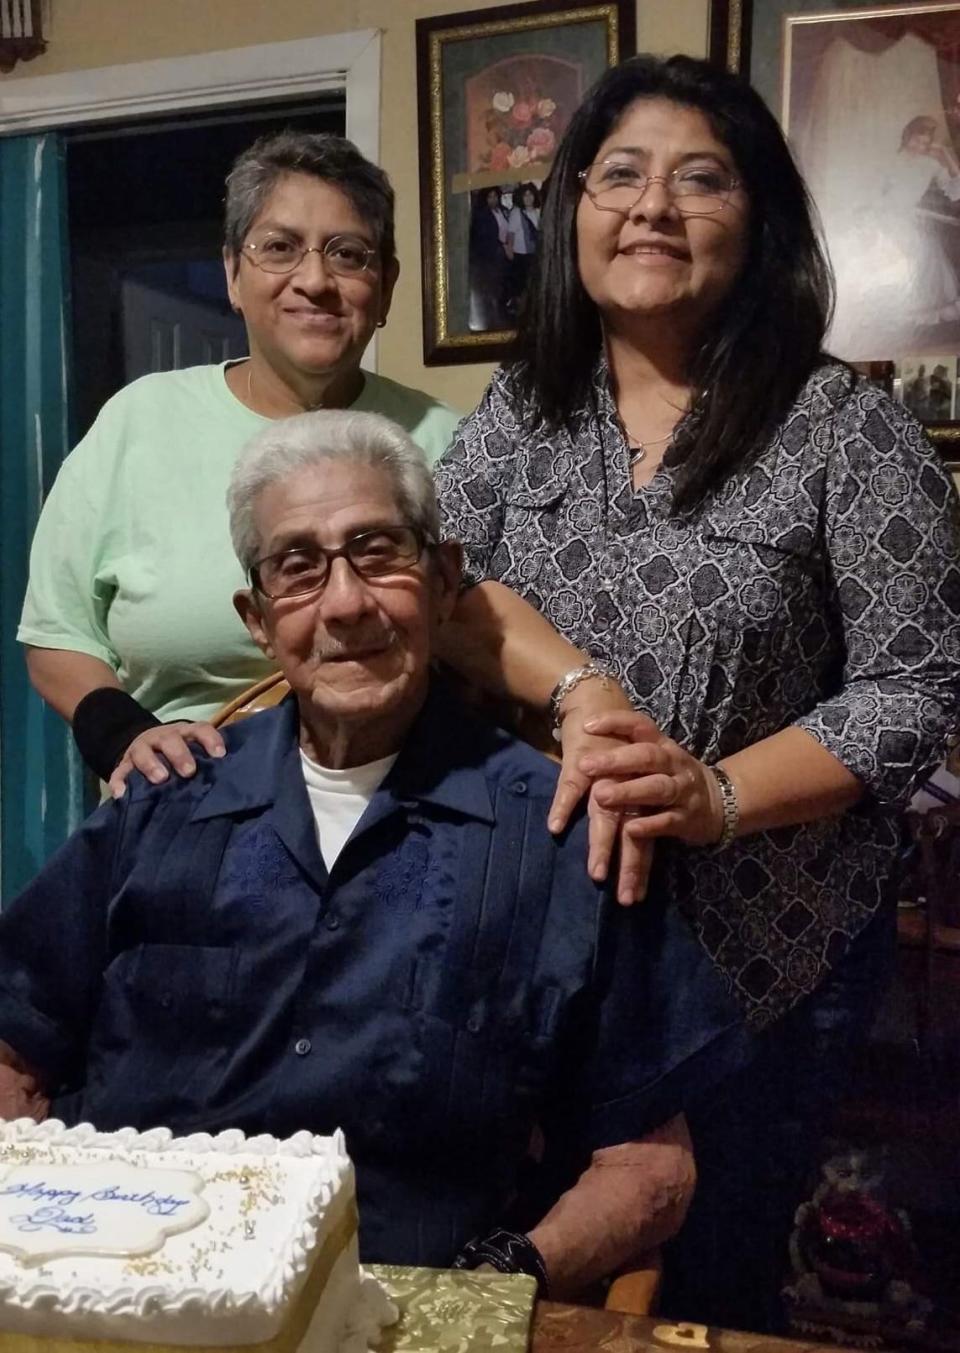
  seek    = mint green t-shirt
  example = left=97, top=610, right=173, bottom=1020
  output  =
left=18, top=363, right=462, bottom=724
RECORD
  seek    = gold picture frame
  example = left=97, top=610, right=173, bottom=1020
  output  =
left=415, top=0, right=633, bottom=366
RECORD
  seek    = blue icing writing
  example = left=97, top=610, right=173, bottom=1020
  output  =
left=1, top=1178, right=191, bottom=1220
left=89, top=1185, right=189, bottom=1217
left=10, top=1206, right=96, bottom=1236
left=0, top=1181, right=83, bottom=1208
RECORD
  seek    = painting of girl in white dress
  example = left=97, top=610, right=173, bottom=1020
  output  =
left=784, top=6, right=960, bottom=363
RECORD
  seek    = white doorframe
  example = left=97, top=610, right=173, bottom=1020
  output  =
left=0, top=29, right=383, bottom=365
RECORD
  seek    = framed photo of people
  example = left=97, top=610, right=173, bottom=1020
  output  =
left=771, top=2, right=960, bottom=462
left=415, top=0, right=633, bottom=365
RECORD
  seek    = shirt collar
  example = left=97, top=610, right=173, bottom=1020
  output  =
left=189, top=679, right=495, bottom=826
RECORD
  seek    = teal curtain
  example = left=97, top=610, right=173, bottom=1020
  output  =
left=0, top=132, right=84, bottom=902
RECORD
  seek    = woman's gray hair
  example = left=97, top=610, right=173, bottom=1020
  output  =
left=228, top=410, right=440, bottom=574
left=223, top=130, right=396, bottom=263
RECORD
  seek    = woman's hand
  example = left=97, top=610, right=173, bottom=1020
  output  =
left=548, top=684, right=656, bottom=906
left=108, top=722, right=226, bottom=799
left=579, top=711, right=725, bottom=847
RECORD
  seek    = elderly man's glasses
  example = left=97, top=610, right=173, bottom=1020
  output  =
left=251, top=526, right=433, bottom=600
left=241, top=232, right=378, bottom=277
left=578, top=159, right=740, bottom=216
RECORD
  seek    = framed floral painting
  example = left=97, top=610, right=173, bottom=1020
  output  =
left=415, top=0, right=634, bottom=365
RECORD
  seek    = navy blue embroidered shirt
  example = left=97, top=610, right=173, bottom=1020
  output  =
left=0, top=683, right=749, bottom=1265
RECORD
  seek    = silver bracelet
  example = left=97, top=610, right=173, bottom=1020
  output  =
left=708, top=764, right=739, bottom=849
left=549, top=663, right=616, bottom=742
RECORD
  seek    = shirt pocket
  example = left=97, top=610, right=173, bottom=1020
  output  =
left=377, top=920, right=570, bottom=1166
left=671, top=523, right=822, bottom=755
left=84, top=943, right=239, bottom=1128
left=496, top=477, right=571, bottom=588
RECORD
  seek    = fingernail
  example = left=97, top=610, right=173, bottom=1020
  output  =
left=213, top=747, right=226, bottom=757
left=583, top=718, right=599, bottom=732
left=149, top=769, right=168, bottom=783
left=548, top=816, right=562, bottom=833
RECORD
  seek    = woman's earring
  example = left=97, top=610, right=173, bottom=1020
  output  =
left=376, top=317, right=387, bottom=328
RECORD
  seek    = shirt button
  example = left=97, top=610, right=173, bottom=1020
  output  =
left=466, top=1015, right=482, bottom=1034
left=294, top=1038, right=312, bottom=1057
left=510, top=780, right=528, bottom=795
left=326, top=914, right=340, bottom=930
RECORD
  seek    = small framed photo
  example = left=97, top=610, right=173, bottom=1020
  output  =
left=896, top=355, right=957, bottom=422
left=415, top=0, right=634, bottom=366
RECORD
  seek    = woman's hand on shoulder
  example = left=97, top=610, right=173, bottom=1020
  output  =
left=108, top=722, right=226, bottom=799
left=579, top=712, right=724, bottom=848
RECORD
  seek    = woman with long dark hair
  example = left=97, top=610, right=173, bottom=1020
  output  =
left=436, top=54, right=960, bottom=1329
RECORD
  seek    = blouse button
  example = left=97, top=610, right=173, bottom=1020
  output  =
left=294, top=1038, right=312, bottom=1057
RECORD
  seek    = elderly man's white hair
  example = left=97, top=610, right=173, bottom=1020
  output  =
left=228, top=409, right=441, bottom=574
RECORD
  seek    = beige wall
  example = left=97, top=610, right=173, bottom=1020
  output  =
left=10, top=0, right=709, bottom=413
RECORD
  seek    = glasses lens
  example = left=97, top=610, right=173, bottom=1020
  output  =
left=584, top=160, right=646, bottom=211
left=671, top=166, right=735, bottom=211
left=245, top=233, right=303, bottom=273
left=257, top=548, right=327, bottom=598
left=346, top=527, right=422, bottom=576
left=323, top=236, right=374, bottom=276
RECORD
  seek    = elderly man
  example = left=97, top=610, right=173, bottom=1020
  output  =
left=0, top=411, right=748, bottom=1296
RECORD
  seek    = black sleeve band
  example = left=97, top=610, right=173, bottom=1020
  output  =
left=71, top=687, right=161, bottom=782
left=452, top=1227, right=550, bottom=1297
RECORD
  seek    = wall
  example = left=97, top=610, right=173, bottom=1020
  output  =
left=5, top=0, right=710, bottom=413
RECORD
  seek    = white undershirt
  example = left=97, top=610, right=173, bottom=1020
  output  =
left=299, top=749, right=398, bottom=871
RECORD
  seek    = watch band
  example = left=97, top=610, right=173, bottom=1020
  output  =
left=452, top=1228, right=550, bottom=1296
left=709, top=764, right=740, bottom=849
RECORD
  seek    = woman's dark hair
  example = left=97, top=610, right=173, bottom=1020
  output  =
left=512, top=53, right=835, bottom=512
left=224, top=131, right=396, bottom=265
left=519, top=181, right=542, bottom=208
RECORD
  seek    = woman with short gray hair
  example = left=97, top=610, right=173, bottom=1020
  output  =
left=19, top=131, right=460, bottom=800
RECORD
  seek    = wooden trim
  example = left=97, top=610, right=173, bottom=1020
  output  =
left=0, top=32, right=379, bottom=137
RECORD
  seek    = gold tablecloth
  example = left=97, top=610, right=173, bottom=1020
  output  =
left=369, top=1265, right=537, bottom=1352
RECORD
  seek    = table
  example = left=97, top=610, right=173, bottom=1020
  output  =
left=532, top=1305, right=848, bottom=1352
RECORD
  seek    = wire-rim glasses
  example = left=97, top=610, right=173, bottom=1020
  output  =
left=241, top=232, right=379, bottom=277
left=250, top=526, right=434, bottom=600
left=578, top=160, right=741, bottom=216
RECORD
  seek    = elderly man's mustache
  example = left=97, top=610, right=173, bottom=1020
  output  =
left=310, top=629, right=398, bottom=662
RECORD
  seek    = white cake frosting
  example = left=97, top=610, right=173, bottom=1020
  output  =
left=0, top=1118, right=396, bottom=1351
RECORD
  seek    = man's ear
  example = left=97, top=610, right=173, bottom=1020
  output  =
left=224, top=247, right=242, bottom=314
left=234, top=589, right=274, bottom=659
left=432, top=540, right=463, bottom=624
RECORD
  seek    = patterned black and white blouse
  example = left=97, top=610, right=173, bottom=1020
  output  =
left=435, top=360, right=960, bottom=1026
